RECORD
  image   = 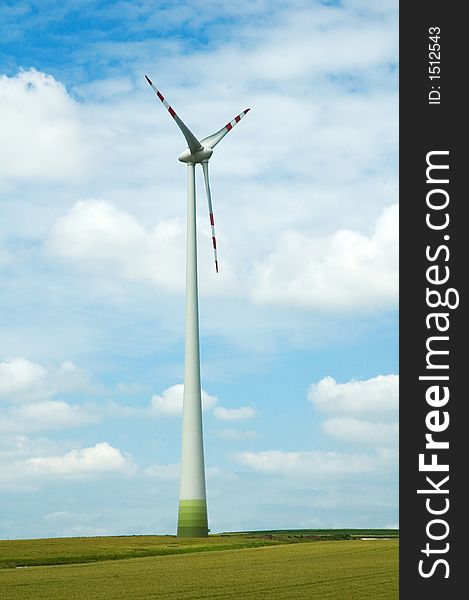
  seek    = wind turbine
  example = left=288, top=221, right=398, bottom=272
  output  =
left=145, top=75, right=249, bottom=537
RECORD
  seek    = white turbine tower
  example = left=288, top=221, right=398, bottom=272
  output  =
left=145, top=75, right=249, bottom=537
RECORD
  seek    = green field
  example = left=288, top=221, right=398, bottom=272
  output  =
left=0, top=533, right=398, bottom=599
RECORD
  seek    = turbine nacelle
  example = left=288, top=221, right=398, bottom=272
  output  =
left=178, top=145, right=213, bottom=164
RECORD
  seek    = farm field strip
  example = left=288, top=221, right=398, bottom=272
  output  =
left=0, top=539, right=399, bottom=600
left=0, top=530, right=398, bottom=569
left=225, top=528, right=399, bottom=538
left=0, top=535, right=285, bottom=569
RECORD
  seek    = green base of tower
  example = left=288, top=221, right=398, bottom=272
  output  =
left=177, top=499, right=208, bottom=537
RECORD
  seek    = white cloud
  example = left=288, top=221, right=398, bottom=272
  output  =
left=0, top=357, right=99, bottom=434
left=143, top=463, right=180, bottom=479
left=252, top=204, right=398, bottom=311
left=0, top=400, right=98, bottom=433
left=101, top=401, right=145, bottom=419
left=0, top=70, right=91, bottom=182
left=45, top=201, right=397, bottom=314
left=46, top=199, right=186, bottom=292
left=0, top=357, right=47, bottom=402
left=234, top=447, right=396, bottom=478
left=0, top=357, right=93, bottom=404
left=150, top=384, right=217, bottom=416
left=308, top=374, right=398, bottom=417
left=308, top=374, right=398, bottom=450
left=25, top=442, right=134, bottom=478
left=236, top=4, right=397, bottom=83
left=0, top=436, right=131, bottom=496
left=230, top=373, right=399, bottom=483
left=0, top=434, right=59, bottom=461
left=44, top=510, right=82, bottom=522
left=44, top=510, right=74, bottom=521
left=214, top=429, right=257, bottom=440
left=322, top=417, right=398, bottom=447
left=206, top=466, right=240, bottom=481
left=213, top=406, right=257, bottom=421
left=0, top=441, right=135, bottom=491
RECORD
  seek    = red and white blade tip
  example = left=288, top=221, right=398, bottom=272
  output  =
left=224, top=108, right=250, bottom=131
left=145, top=75, right=152, bottom=85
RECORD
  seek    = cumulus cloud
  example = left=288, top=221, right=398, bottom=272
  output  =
left=0, top=357, right=47, bottom=402
left=234, top=3, right=397, bottom=84
left=0, top=357, right=92, bottom=404
left=0, top=400, right=98, bottom=433
left=0, top=437, right=134, bottom=491
left=25, top=442, right=134, bottom=478
left=322, top=417, right=398, bottom=447
left=150, top=384, right=217, bottom=416
left=213, top=406, right=257, bottom=421
left=232, top=372, right=399, bottom=483
left=308, top=373, right=398, bottom=417
left=234, top=447, right=396, bottom=478
left=45, top=201, right=397, bottom=314
left=0, top=434, right=59, bottom=461
left=252, top=204, right=398, bottom=311
left=0, top=357, right=99, bottom=434
left=46, top=199, right=186, bottom=291
left=308, top=373, right=398, bottom=449
left=0, top=69, right=90, bottom=182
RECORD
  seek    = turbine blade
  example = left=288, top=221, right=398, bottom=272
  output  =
left=201, top=108, right=250, bottom=149
left=145, top=75, right=202, bottom=155
left=201, top=161, right=219, bottom=273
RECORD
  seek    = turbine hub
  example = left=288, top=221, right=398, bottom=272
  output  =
left=178, top=145, right=213, bottom=164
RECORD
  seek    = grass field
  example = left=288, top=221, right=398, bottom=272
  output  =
left=0, top=533, right=399, bottom=599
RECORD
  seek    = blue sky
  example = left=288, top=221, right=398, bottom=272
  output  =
left=0, top=0, right=398, bottom=538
